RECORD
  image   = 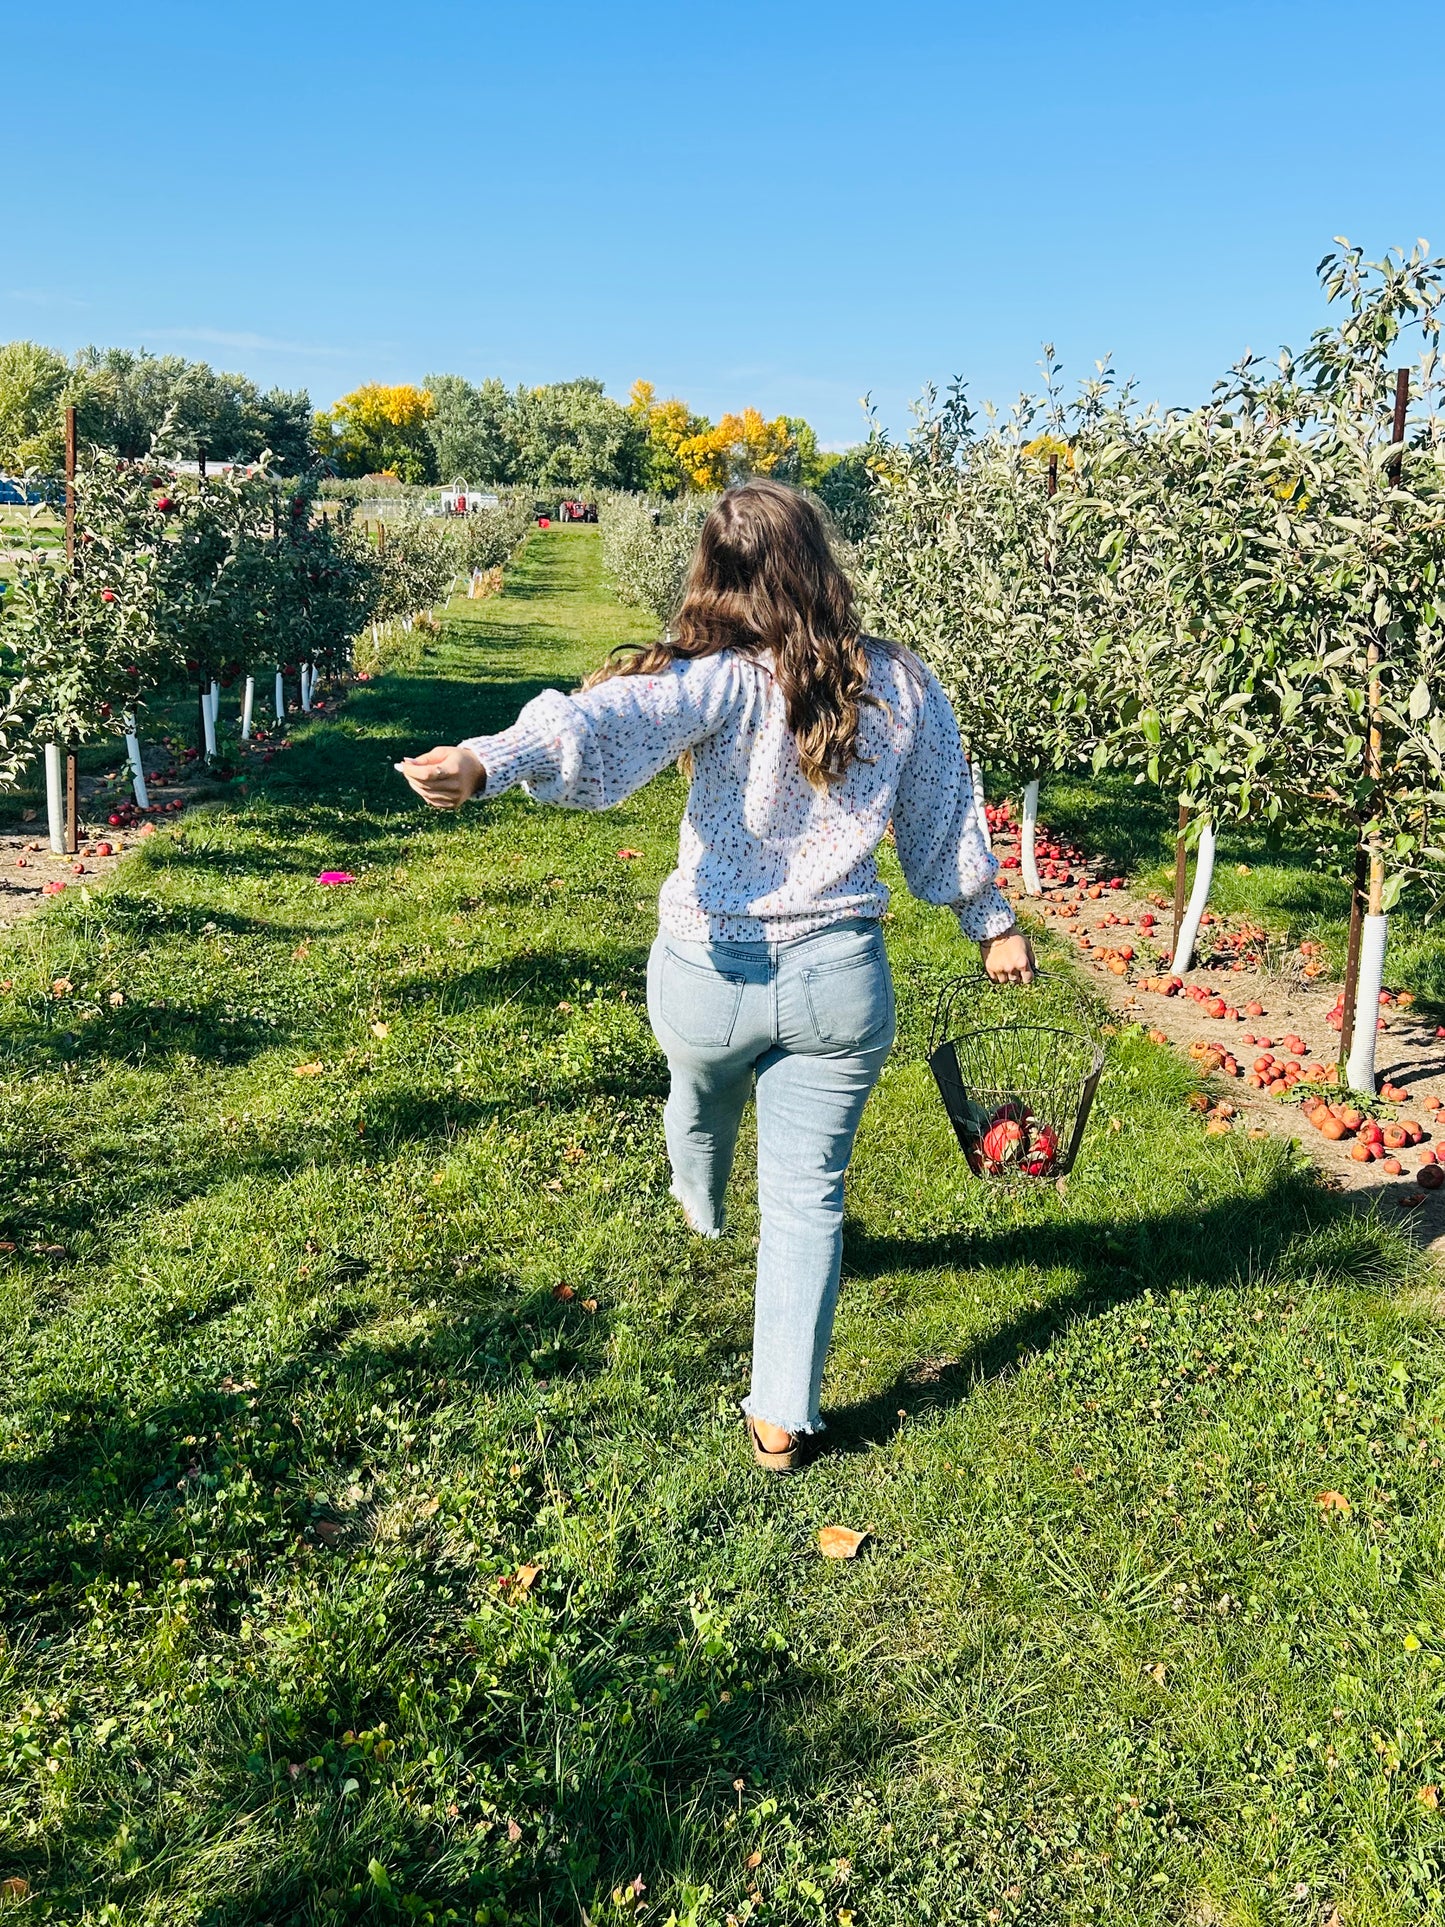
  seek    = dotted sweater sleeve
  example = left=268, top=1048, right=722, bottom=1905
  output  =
left=459, top=655, right=741, bottom=811
left=892, top=663, right=1016, bottom=940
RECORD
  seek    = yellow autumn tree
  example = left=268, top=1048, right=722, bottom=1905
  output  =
left=675, top=408, right=795, bottom=491
left=629, top=380, right=709, bottom=495
left=1020, top=431, right=1075, bottom=474
left=316, top=383, right=436, bottom=483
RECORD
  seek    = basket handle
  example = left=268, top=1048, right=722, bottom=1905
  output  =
left=927, top=967, right=1102, bottom=1057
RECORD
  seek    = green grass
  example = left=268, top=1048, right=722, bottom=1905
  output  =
left=4, top=526, right=1445, bottom=1926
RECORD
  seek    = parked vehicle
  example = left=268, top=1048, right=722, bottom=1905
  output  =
left=0, top=476, right=47, bottom=506
left=426, top=479, right=500, bottom=516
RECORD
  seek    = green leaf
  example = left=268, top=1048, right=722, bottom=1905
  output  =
left=1409, top=678, right=1432, bottom=722
left=1381, top=873, right=1405, bottom=912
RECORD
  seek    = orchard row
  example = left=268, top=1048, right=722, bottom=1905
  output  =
left=0, top=456, right=533, bottom=843
left=857, top=241, right=1445, bottom=1096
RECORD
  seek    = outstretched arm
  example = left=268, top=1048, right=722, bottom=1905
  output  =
left=892, top=663, right=1035, bottom=983
left=398, top=655, right=749, bottom=814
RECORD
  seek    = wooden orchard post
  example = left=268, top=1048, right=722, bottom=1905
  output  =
left=1348, top=362, right=1418, bottom=1086
left=1337, top=844, right=1369, bottom=1066
left=63, top=406, right=79, bottom=854
left=64, top=406, right=76, bottom=565
left=1341, top=368, right=1410, bottom=1082
left=1365, top=374, right=1411, bottom=920
left=1171, top=804, right=1189, bottom=966
left=1371, top=381, right=1418, bottom=924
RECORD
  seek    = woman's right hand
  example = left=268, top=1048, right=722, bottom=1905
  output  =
left=979, top=927, right=1035, bottom=984
left=396, top=744, right=485, bottom=810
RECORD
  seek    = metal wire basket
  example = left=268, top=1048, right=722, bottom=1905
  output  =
left=927, top=972, right=1106, bottom=1181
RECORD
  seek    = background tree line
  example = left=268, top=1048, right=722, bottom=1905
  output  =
left=316, top=374, right=853, bottom=495
left=0, top=339, right=863, bottom=499
left=0, top=342, right=312, bottom=473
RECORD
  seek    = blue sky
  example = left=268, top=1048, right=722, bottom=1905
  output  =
left=5, top=1, right=1440, bottom=446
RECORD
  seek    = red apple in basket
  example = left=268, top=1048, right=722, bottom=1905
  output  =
left=981, top=1115, right=1027, bottom=1168
left=1025, top=1124, right=1060, bottom=1176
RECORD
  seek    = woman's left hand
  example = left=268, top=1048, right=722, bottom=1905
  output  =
left=979, top=927, right=1036, bottom=984
left=396, top=745, right=485, bottom=810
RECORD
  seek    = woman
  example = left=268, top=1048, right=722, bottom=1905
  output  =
left=399, top=479, right=1033, bottom=1472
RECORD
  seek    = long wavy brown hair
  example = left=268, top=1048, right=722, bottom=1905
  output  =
left=589, top=478, right=875, bottom=788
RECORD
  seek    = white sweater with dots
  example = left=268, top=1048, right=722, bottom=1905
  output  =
left=461, top=641, right=1015, bottom=945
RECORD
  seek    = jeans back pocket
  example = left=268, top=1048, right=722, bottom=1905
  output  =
left=802, top=942, right=895, bottom=1049
left=657, top=946, right=746, bottom=1049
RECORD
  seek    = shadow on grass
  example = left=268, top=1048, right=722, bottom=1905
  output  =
left=0, top=1270, right=614, bottom=1629
left=0, top=999, right=285, bottom=1076
left=827, top=1162, right=1383, bottom=1450
left=389, top=941, right=651, bottom=1012
left=2, top=1155, right=1391, bottom=1924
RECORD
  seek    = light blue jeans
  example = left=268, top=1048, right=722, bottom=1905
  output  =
left=646, top=918, right=896, bottom=1436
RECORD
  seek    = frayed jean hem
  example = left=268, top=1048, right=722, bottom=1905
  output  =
left=671, top=1184, right=724, bottom=1240
left=741, top=1397, right=825, bottom=1438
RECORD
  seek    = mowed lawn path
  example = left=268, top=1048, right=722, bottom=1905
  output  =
left=3, top=527, right=1445, bottom=1926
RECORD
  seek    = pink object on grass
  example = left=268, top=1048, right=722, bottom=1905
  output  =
left=317, top=870, right=356, bottom=886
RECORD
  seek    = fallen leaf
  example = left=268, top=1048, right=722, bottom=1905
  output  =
left=1316, top=1489, right=1352, bottom=1518
left=315, top=1520, right=343, bottom=1545
left=551, top=1283, right=575, bottom=1300
left=616, top=847, right=642, bottom=861
left=507, top=1819, right=523, bottom=1843
left=108, top=990, right=124, bottom=1007
left=21, top=808, right=36, bottom=822
left=581, top=1297, right=598, bottom=1314
left=1, top=1877, right=29, bottom=1900
left=818, top=1525, right=869, bottom=1560
left=293, top=941, right=310, bottom=959
left=514, top=1563, right=541, bottom=1591
left=1419, top=1784, right=1440, bottom=1809
left=51, top=977, right=72, bottom=997
left=745, top=1852, right=762, bottom=1870
left=370, top=1021, right=389, bottom=1037
left=293, top=1062, right=325, bottom=1077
